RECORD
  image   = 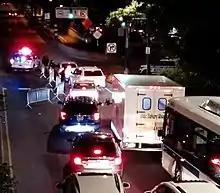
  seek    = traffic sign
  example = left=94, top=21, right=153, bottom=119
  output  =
left=93, top=30, right=102, bottom=39
left=145, top=47, right=150, bottom=54
left=118, top=27, right=124, bottom=36
left=106, top=43, right=117, bottom=53
left=44, top=13, right=50, bottom=20
left=55, top=7, right=88, bottom=19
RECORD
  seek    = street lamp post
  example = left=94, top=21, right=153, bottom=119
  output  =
left=119, top=16, right=129, bottom=74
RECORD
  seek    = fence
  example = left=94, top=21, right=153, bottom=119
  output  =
left=53, top=82, right=66, bottom=101
left=40, top=65, right=46, bottom=79
left=26, top=87, right=52, bottom=108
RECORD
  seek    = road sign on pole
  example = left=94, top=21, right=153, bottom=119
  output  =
left=145, top=47, right=150, bottom=54
left=55, top=7, right=88, bottom=19
left=118, top=27, right=124, bottom=36
left=106, top=43, right=117, bottom=53
left=44, top=13, right=50, bottom=20
left=93, top=30, right=102, bottom=39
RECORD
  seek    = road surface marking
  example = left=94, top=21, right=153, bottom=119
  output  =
left=0, top=116, right=4, bottom=162
left=2, top=87, right=13, bottom=178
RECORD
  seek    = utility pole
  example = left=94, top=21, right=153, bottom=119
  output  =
left=124, top=26, right=129, bottom=74
left=145, top=22, right=151, bottom=75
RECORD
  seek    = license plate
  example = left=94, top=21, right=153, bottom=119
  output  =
left=86, top=160, right=110, bottom=168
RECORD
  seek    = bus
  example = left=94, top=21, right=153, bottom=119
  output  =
left=159, top=96, right=220, bottom=185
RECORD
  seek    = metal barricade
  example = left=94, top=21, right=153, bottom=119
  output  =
left=26, top=87, right=52, bottom=108
left=53, top=82, right=66, bottom=101
left=46, top=68, right=55, bottom=87
left=55, top=75, right=61, bottom=89
left=40, top=65, right=46, bottom=79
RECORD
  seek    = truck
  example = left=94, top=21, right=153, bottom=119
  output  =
left=110, top=74, right=185, bottom=150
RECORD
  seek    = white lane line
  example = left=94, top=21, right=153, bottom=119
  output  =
left=0, top=116, right=4, bottom=162
left=2, top=87, right=13, bottom=178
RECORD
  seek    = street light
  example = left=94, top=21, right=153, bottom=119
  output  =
left=49, top=0, right=52, bottom=2
left=60, top=5, right=63, bottom=7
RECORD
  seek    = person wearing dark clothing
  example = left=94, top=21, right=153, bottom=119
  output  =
left=42, top=55, right=49, bottom=66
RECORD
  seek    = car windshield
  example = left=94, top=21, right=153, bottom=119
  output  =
left=74, top=137, right=116, bottom=157
left=63, top=102, right=97, bottom=114
left=62, top=63, right=77, bottom=68
left=73, top=83, right=95, bottom=89
left=84, top=70, right=103, bottom=76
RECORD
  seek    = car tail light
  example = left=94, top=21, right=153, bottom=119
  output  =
left=73, top=157, right=82, bottom=165
left=93, top=149, right=102, bottom=155
left=211, top=158, right=220, bottom=166
left=60, top=112, right=67, bottom=120
left=93, top=113, right=100, bottom=121
left=114, top=157, right=122, bottom=165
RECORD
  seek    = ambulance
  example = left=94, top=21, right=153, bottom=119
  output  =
left=110, top=74, right=185, bottom=150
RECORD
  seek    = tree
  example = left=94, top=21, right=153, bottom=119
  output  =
left=0, top=163, right=17, bottom=192
left=105, top=0, right=144, bottom=26
left=146, top=0, right=220, bottom=84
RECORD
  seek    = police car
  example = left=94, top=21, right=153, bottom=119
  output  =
left=9, top=47, right=39, bottom=71
left=69, top=81, right=99, bottom=102
left=74, top=66, right=106, bottom=87
left=144, top=180, right=220, bottom=193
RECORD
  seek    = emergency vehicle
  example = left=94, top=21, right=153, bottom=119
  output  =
left=110, top=74, right=185, bottom=150
left=9, top=47, right=38, bottom=71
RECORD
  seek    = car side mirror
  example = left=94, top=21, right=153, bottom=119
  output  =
left=105, top=98, right=112, bottom=105
left=57, top=101, right=64, bottom=105
left=157, top=130, right=164, bottom=137
left=123, top=182, right=130, bottom=189
left=55, top=182, right=63, bottom=189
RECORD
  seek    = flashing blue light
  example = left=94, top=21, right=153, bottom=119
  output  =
left=68, top=13, right=74, bottom=19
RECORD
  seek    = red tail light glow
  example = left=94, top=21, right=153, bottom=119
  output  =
left=114, top=157, right=122, bottom=165
left=93, top=149, right=102, bottom=155
left=93, top=113, right=100, bottom=121
left=73, top=157, right=82, bottom=165
left=60, top=112, right=67, bottom=120
left=211, top=158, right=220, bottom=166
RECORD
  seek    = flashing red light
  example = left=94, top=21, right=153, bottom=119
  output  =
left=60, top=112, right=67, bottom=120
left=114, top=157, right=122, bottom=165
left=93, top=113, right=100, bottom=121
left=19, top=47, right=32, bottom=55
left=73, top=157, right=82, bottom=165
left=211, top=158, right=220, bottom=166
left=93, top=149, right=102, bottom=155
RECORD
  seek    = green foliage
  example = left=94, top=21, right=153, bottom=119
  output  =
left=0, top=163, right=17, bottom=193
left=160, top=65, right=208, bottom=86
left=106, top=0, right=144, bottom=26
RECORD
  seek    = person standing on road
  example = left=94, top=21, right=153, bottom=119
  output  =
left=42, top=54, right=49, bottom=75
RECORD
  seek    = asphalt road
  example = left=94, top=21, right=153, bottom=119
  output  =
left=0, top=4, right=171, bottom=193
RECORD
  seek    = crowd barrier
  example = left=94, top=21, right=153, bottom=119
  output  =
left=26, top=87, right=52, bottom=108
left=46, top=68, right=55, bottom=87
left=53, top=82, right=66, bottom=101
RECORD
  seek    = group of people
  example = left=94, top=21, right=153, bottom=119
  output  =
left=41, top=54, right=65, bottom=81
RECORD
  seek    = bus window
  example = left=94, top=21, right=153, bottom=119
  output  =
left=158, top=98, right=167, bottom=111
left=142, top=98, right=151, bottom=110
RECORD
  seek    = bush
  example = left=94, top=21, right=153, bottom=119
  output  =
left=0, top=163, right=17, bottom=193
